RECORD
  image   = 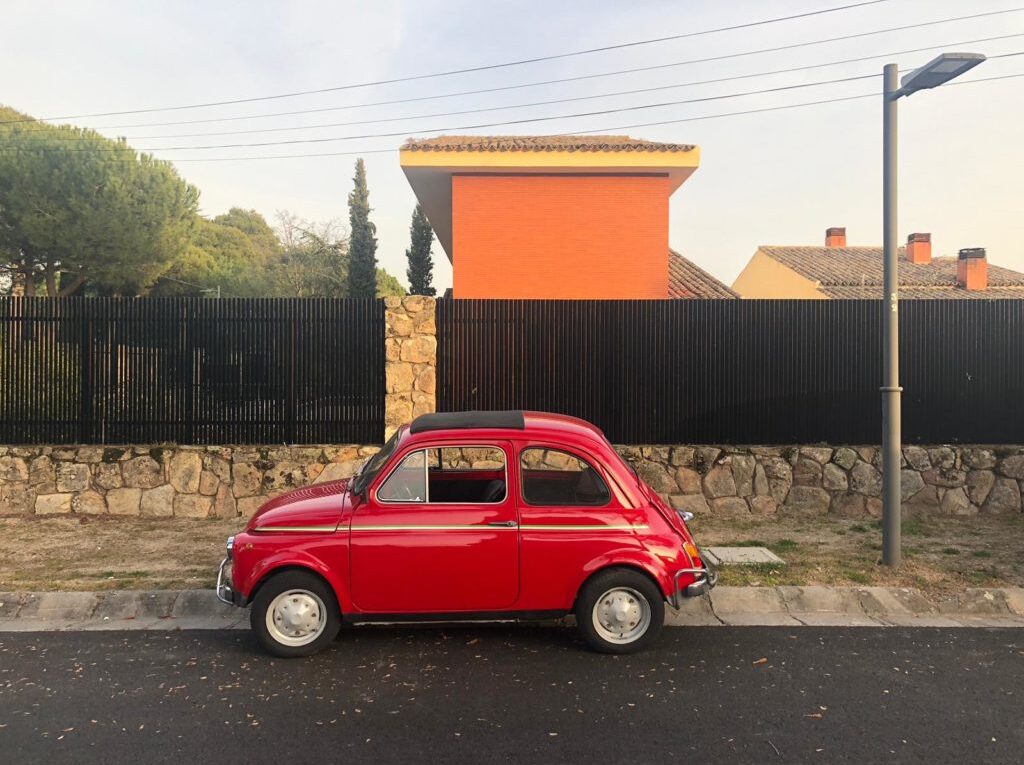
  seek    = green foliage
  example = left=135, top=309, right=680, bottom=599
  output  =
left=376, top=268, right=406, bottom=298
left=405, top=203, right=435, bottom=296
left=347, top=159, right=377, bottom=298
left=0, top=105, right=198, bottom=296
left=213, top=208, right=283, bottom=263
left=150, top=216, right=267, bottom=297
left=270, top=212, right=349, bottom=298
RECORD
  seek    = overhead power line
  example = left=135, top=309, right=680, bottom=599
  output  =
left=0, top=1, right=890, bottom=124
left=66, top=33, right=1024, bottom=141
left=43, top=7, right=1024, bottom=133
left=2, top=71, right=1018, bottom=165
left=164, top=71, right=1024, bottom=162
left=15, top=51, right=1023, bottom=154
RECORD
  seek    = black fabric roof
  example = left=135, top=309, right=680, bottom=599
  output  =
left=409, top=410, right=526, bottom=434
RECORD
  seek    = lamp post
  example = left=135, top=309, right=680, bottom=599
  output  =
left=880, top=52, right=985, bottom=567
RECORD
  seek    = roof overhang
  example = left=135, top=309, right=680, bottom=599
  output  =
left=400, top=146, right=700, bottom=260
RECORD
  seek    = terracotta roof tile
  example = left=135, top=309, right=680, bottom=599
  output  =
left=402, top=135, right=696, bottom=153
left=759, top=247, right=1024, bottom=299
left=668, top=250, right=737, bottom=299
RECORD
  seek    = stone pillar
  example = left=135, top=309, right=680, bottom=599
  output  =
left=384, top=296, right=436, bottom=439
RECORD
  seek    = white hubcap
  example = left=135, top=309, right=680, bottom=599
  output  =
left=266, top=589, right=327, bottom=647
left=592, top=587, right=651, bottom=644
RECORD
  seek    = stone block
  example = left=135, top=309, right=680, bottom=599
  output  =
left=414, top=365, right=436, bottom=394
left=174, top=493, right=213, bottom=518
left=213, top=483, right=237, bottom=518
left=399, top=335, right=437, bottom=363
left=939, top=486, right=973, bottom=516
left=635, top=461, right=675, bottom=494
left=669, top=494, right=710, bottom=516
left=94, top=462, right=123, bottom=490
left=0, top=456, right=29, bottom=482
left=792, top=457, right=822, bottom=487
left=761, top=457, right=793, bottom=504
left=140, top=484, right=175, bottom=517
left=900, top=468, right=924, bottom=501
left=850, top=461, right=882, bottom=496
left=386, top=362, right=415, bottom=393
left=73, top=490, right=107, bottom=515
left=673, top=466, right=701, bottom=494
left=703, top=463, right=736, bottom=498
left=999, top=455, right=1024, bottom=480
left=669, top=446, right=695, bottom=467
left=198, top=470, right=219, bottom=496
left=237, top=496, right=266, bottom=518
left=35, top=492, right=72, bottom=514
left=122, top=456, right=163, bottom=489
left=731, top=455, right=756, bottom=496
left=961, top=448, right=996, bottom=470
left=922, top=468, right=966, bottom=488
left=76, top=446, right=105, bottom=463
left=822, top=463, right=848, bottom=491
left=232, top=463, right=263, bottom=498
left=107, top=487, right=142, bottom=515
left=981, top=477, right=1021, bottom=514
left=168, top=451, right=202, bottom=493
left=901, top=446, right=931, bottom=471
left=28, top=455, right=56, bottom=492
left=928, top=447, right=956, bottom=470
left=801, top=447, right=833, bottom=464
left=832, top=447, right=858, bottom=470
left=709, top=497, right=749, bottom=516
left=966, top=470, right=996, bottom=506
left=55, top=461, right=90, bottom=492
left=748, top=495, right=778, bottom=515
left=0, top=482, right=34, bottom=513
left=694, top=447, right=721, bottom=473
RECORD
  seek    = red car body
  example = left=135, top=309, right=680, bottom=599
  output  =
left=219, top=411, right=713, bottom=651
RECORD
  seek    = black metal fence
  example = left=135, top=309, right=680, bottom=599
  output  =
left=437, top=299, right=1024, bottom=444
left=0, top=298, right=384, bottom=444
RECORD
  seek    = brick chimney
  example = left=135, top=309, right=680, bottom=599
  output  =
left=825, top=227, right=846, bottom=247
left=956, top=248, right=987, bottom=290
left=905, top=232, right=931, bottom=264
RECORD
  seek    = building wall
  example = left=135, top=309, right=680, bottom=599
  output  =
left=731, top=250, right=828, bottom=299
left=451, top=174, right=670, bottom=299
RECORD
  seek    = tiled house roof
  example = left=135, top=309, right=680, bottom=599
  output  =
left=759, top=246, right=1024, bottom=299
left=668, top=250, right=737, bottom=299
left=402, top=135, right=697, bottom=153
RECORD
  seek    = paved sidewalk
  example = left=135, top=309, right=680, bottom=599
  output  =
left=3, top=585, right=1024, bottom=631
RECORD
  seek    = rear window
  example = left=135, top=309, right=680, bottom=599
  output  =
left=520, top=448, right=610, bottom=506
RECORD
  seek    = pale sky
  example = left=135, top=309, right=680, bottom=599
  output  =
left=4, top=0, right=1023, bottom=290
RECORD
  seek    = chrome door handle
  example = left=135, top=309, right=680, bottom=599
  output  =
left=487, top=520, right=518, bottom=527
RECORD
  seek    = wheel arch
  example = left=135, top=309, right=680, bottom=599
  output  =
left=247, top=563, right=345, bottom=613
left=572, top=562, right=666, bottom=609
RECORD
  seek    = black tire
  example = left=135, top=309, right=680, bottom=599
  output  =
left=574, top=568, right=664, bottom=654
left=250, top=569, right=342, bottom=658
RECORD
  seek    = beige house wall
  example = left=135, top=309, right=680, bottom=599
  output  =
left=732, top=250, right=828, bottom=299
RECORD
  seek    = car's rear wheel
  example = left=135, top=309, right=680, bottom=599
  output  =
left=574, top=568, right=664, bottom=654
left=250, top=570, right=341, bottom=658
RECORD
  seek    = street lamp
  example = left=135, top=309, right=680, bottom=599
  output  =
left=880, top=52, right=985, bottom=567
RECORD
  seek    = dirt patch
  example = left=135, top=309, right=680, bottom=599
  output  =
left=0, top=516, right=242, bottom=591
left=2, top=513, right=1023, bottom=595
left=692, top=513, right=1024, bottom=594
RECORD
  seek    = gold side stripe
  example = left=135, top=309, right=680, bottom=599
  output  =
left=353, top=524, right=509, bottom=531
left=253, top=525, right=338, bottom=533
left=257, top=523, right=649, bottom=533
left=520, top=524, right=648, bottom=531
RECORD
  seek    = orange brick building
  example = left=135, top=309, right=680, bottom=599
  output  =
left=400, top=135, right=733, bottom=299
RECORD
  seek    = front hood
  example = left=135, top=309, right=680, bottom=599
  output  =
left=246, top=478, right=353, bottom=532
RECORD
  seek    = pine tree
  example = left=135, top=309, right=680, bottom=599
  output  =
left=405, top=204, right=436, bottom=296
left=347, top=158, right=378, bottom=298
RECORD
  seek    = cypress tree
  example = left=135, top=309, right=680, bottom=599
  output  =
left=405, top=203, right=436, bottom=296
left=347, top=158, right=377, bottom=298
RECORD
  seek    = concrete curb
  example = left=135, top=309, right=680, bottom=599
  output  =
left=2, top=587, right=1024, bottom=632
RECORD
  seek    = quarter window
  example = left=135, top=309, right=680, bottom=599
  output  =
left=378, top=446, right=507, bottom=504
left=520, top=448, right=610, bottom=506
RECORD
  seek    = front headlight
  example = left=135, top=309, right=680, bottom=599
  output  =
left=225, top=536, right=235, bottom=558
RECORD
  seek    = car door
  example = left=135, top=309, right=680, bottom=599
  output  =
left=349, top=441, right=519, bottom=613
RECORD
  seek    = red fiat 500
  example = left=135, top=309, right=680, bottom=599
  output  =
left=217, top=411, right=715, bottom=657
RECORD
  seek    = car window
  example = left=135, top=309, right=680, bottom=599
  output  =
left=520, top=448, right=610, bottom=506
left=377, top=450, right=427, bottom=502
left=378, top=446, right=507, bottom=504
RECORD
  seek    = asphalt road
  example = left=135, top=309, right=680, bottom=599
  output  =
left=1, top=626, right=1021, bottom=764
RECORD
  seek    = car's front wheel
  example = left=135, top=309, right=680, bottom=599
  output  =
left=250, top=570, right=341, bottom=658
left=574, top=568, right=664, bottom=654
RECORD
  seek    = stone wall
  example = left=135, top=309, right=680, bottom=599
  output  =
left=616, top=444, right=1024, bottom=517
left=384, top=296, right=436, bottom=439
left=3, top=441, right=1023, bottom=518
left=0, top=444, right=379, bottom=517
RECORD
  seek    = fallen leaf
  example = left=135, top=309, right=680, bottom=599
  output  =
left=753, top=658, right=768, bottom=665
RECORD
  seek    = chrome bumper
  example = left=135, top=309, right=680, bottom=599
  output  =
left=215, top=556, right=237, bottom=606
left=669, top=561, right=718, bottom=609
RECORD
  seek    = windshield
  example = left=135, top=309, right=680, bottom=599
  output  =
left=352, top=428, right=402, bottom=494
